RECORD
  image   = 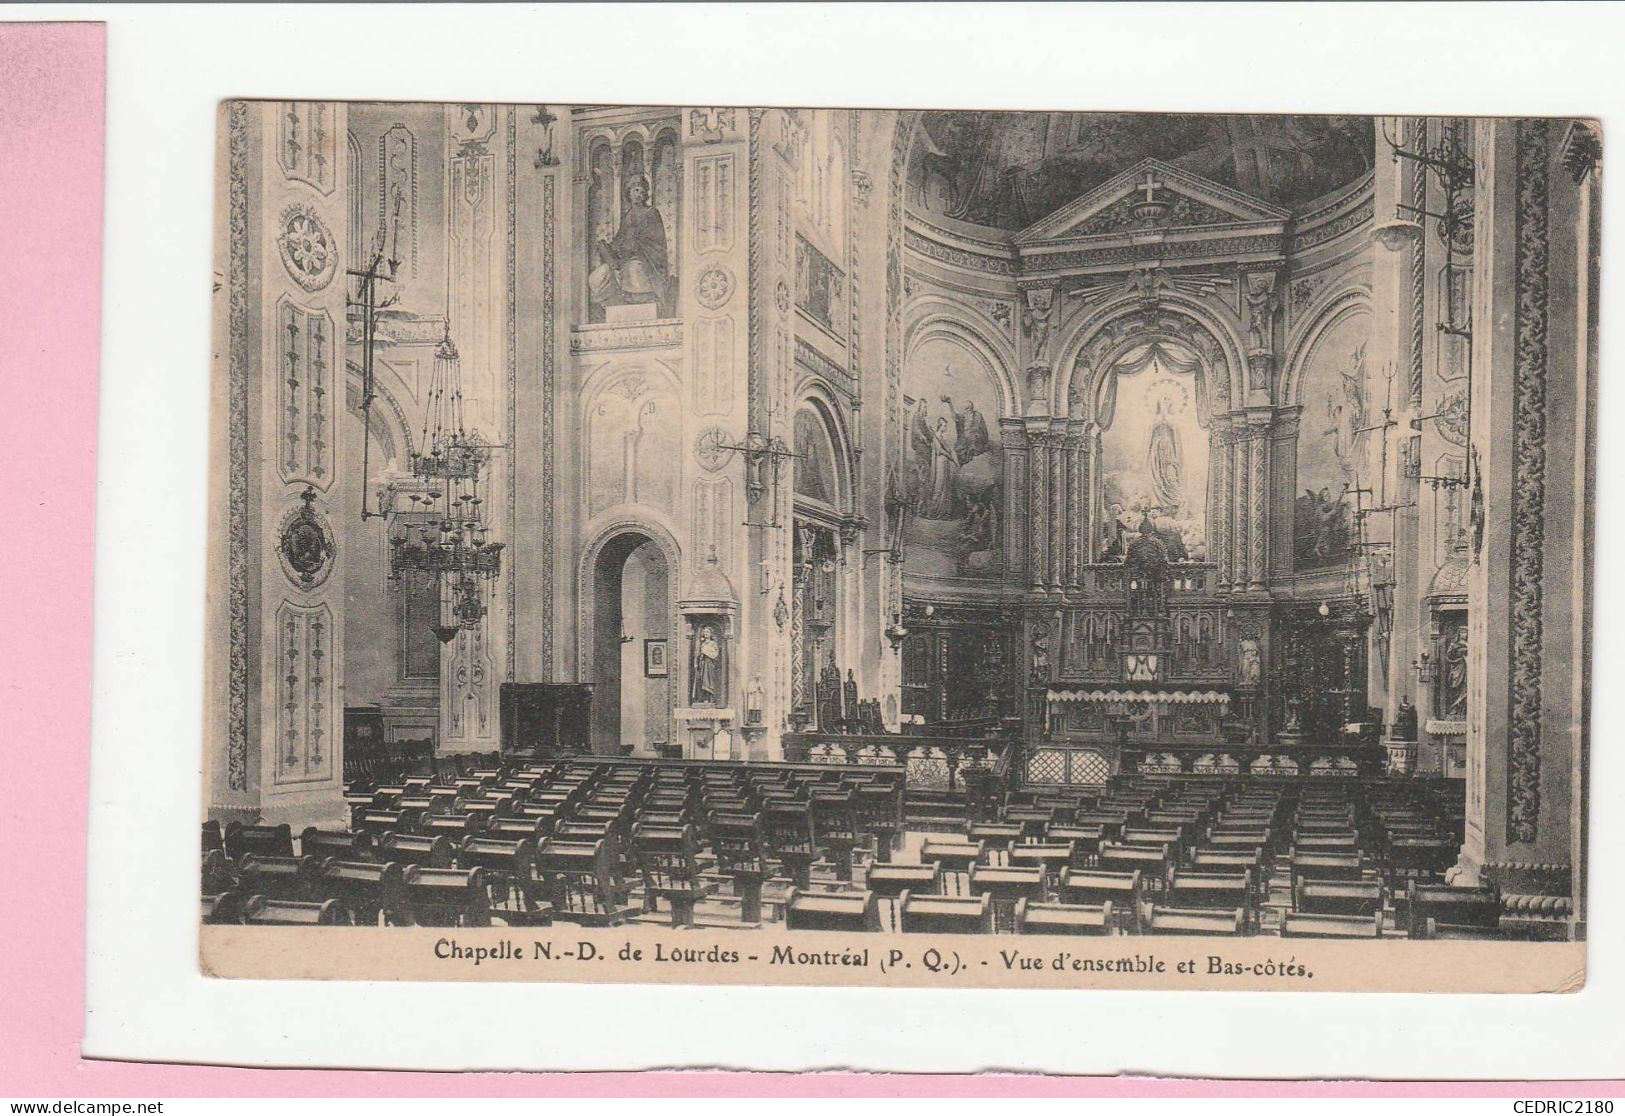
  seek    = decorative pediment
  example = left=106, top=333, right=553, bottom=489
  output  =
left=1015, top=158, right=1290, bottom=246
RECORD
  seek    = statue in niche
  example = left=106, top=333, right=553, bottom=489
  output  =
left=1438, top=622, right=1468, bottom=719
left=690, top=623, right=724, bottom=707
left=1237, top=637, right=1262, bottom=688
left=1146, top=397, right=1184, bottom=514
left=589, top=174, right=673, bottom=318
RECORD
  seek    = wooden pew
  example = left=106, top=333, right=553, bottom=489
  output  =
left=223, top=821, right=294, bottom=861
left=1190, top=848, right=1265, bottom=894
left=1385, top=837, right=1459, bottom=884
left=865, top=863, right=941, bottom=898
left=352, top=808, right=424, bottom=842
left=378, top=832, right=455, bottom=869
left=202, top=820, right=225, bottom=856
left=1292, top=833, right=1361, bottom=857
left=1056, top=868, right=1143, bottom=934
left=853, top=783, right=904, bottom=864
left=201, top=849, right=234, bottom=894
left=1166, top=869, right=1254, bottom=930
left=1045, top=824, right=1107, bottom=867
left=484, top=815, right=551, bottom=842
left=1281, top=910, right=1385, bottom=939
left=319, top=859, right=409, bottom=926
left=236, top=853, right=322, bottom=902
left=406, top=866, right=491, bottom=927
left=422, top=812, right=485, bottom=841
left=1004, top=807, right=1055, bottom=843
left=202, top=887, right=244, bottom=925
left=898, top=891, right=993, bottom=934
left=762, top=803, right=819, bottom=891
left=629, top=824, right=707, bottom=928
left=710, top=812, right=768, bottom=924
left=1122, top=825, right=1186, bottom=865
left=458, top=836, right=551, bottom=926
left=1294, top=878, right=1384, bottom=917
left=1008, top=843, right=1077, bottom=879
left=970, top=865, right=1048, bottom=933
left=966, top=823, right=1023, bottom=860
left=809, top=792, right=861, bottom=883
left=535, top=839, right=627, bottom=926
left=1098, top=841, right=1171, bottom=891
left=1143, top=905, right=1247, bottom=936
left=784, top=888, right=881, bottom=932
left=1400, top=882, right=1501, bottom=939
left=1014, top=899, right=1114, bottom=936
left=1288, top=851, right=1365, bottom=892
left=300, top=827, right=372, bottom=861
left=864, top=863, right=941, bottom=931
left=241, top=894, right=351, bottom=926
left=919, top=839, right=986, bottom=896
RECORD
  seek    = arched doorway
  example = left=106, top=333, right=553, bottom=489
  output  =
left=589, top=532, right=673, bottom=755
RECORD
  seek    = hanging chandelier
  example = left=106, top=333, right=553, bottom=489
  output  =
left=388, top=323, right=503, bottom=643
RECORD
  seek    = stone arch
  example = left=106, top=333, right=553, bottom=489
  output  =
left=1281, top=286, right=1373, bottom=407
left=1055, top=293, right=1245, bottom=424
left=793, top=387, right=856, bottom=515
left=576, top=517, right=684, bottom=750
left=344, top=357, right=416, bottom=468
left=903, top=308, right=1020, bottom=420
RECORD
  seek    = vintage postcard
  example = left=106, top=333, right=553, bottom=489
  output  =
left=201, top=102, right=1594, bottom=992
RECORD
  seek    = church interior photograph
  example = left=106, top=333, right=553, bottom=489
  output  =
left=203, top=104, right=1596, bottom=943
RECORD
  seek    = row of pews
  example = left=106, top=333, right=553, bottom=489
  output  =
left=837, top=774, right=1496, bottom=938
left=202, top=756, right=1511, bottom=939
left=203, top=755, right=910, bottom=929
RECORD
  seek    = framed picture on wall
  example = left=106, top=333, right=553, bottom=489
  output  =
left=644, top=638, right=668, bottom=677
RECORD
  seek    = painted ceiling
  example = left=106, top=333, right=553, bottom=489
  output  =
left=909, top=112, right=1374, bottom=230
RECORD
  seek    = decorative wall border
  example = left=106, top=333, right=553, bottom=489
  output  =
left=541, top=170, right=557, bottom=676
left=227, top=101, right=250, bottom=792
left=1408, top=118, right=1427, bottom=406
left=1507, top=119, right=1549, bottom=845
left=505, top=108, right=517, bottom=682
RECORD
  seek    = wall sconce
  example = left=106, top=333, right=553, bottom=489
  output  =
left=1414, top=650, right=1436, bottom=683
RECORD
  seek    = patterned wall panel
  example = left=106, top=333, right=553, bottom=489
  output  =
left=274, top=297, right=335, bottom=490
left=272, top=601, right=335, bottom=785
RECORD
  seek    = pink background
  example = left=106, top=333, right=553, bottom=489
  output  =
left=0, top=17, right=1618, bottom=1098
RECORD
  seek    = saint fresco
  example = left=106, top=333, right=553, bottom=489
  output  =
left=903, top=337, right=1004, bottom=579
left=1097, top=345, right=1209, bottom=562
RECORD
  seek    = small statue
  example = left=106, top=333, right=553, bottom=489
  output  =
left=745, top=674, right=766, bottom=725
left=1393, top=694, right=1418, bottom=741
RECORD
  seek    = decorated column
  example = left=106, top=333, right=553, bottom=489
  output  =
left=211, top=101, right=351, bottom=829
